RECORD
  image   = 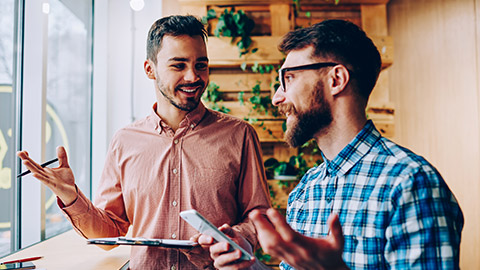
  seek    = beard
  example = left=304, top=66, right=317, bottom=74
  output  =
left=280, top=80, right=333, bottom=147
left=156, top=78, right=206, bottom=112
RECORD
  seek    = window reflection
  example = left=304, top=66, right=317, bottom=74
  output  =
left=0, top=0, right=93, bottom=255
left=0, top=0, right=15, bottom=257
left=44, top=0, right=93, bottom=239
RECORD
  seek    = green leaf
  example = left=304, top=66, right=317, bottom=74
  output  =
left=223, top=29, right=232, bottom=37
left=238, top=91, right=245, bottom=105
left=306, top=11, right=311, bottom=18
left=251, top=48, right=258, bottom=54
left=240, top=62, right=247, bottom=71
left=251, top=62, right=259, bottom=73
left=258, top=65, right=265, bottom=74
left=265, top=65, right=273, bottom=73
left=206, top=9, right=217, bottom=20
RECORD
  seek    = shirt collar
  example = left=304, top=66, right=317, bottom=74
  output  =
left=323, top=120, right=381, bottom=177
left=147, top=102, right=207, bottom=134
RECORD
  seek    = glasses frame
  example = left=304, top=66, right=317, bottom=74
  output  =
left=278, top=62, right=339, bottom=92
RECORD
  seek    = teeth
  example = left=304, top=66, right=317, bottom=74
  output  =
left=181, top=88, right=197, bottom=93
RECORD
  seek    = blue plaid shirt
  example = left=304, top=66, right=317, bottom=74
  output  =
left=281, top=120, right=463, bottom=270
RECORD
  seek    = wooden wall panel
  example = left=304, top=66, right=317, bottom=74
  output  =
left=387, top=0, right=480, bottom=268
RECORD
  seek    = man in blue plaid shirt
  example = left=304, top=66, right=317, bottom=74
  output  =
left=199, top=19, right=463, bottom=270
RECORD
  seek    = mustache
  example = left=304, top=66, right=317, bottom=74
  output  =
left=278, top=103, right=296, bottom=116
left=176, top=81, right=205, bottom=89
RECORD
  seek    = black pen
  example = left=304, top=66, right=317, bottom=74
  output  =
left=17, top=157, right=59, bottom=178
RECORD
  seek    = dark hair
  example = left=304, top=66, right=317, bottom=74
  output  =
left=279, top=19, right=381, bottom=100
left=146, top=15, right=208, bottom=63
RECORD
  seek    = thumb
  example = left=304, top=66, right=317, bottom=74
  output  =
left=57, top=146, right=70, bottom=168
left=218, top=224, right=236, bottom=238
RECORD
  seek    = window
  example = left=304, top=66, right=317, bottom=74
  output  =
left=0, top=0, right=93, bottom=256
left=43, top=0, right=93, bottom=239
left=0, top=0, right=17, bottom=257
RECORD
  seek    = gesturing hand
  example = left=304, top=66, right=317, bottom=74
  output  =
left=197, top=224, right=256, bottom=270
left=17, top=146, right=78, bottom=206
left=249, top=208, right=349, bottom=270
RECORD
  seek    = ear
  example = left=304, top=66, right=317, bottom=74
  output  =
left=144, top=59, right=156, bottom=80
left=328, top=65, right=350, bottom=96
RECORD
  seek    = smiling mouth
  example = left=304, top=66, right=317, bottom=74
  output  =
left=177, top=82, right=204, bottom=94
left=179, top=87, right=200, bottom=93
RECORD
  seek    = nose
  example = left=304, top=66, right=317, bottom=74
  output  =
left=272, top=86, right=286, bottom=106
left=184, top=67, right=199, bottom=82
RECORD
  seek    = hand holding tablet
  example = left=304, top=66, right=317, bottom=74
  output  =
left=180, top=209, right=253, bottom=261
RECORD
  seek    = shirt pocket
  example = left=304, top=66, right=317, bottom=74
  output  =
left=188, top=168, right=237, bottom=224
left=342, top=230, right=387, bottom=268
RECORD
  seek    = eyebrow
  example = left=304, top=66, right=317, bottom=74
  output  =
left=167, top=57, right=209, bottom=62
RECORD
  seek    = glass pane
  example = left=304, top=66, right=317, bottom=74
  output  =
left=44, top=0, right=93, bottom=239
left=0, top=0, right=16, bottom=257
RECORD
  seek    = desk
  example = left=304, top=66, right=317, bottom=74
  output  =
left=0, top=230, right=130, bottom=269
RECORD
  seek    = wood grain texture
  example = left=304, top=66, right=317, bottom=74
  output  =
left=0, top=230, right=130, bottom=269
left=387, top=0, right=480, bottom=268
left=179, top=0, right=390, bottom=5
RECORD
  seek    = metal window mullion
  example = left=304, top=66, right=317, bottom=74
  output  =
left=12, top=0, right=25, bottom=253
left=19, top=0, right=48, bottom=248
left=39, top=0, right=48, bottom=242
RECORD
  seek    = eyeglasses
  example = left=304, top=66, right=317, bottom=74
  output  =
left=278, top=62, right=339, bottom=92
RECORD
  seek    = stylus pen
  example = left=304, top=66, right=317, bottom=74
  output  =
left=0, top=256, right=43, bottom=265
left=16, top=158, right=59, bottom=178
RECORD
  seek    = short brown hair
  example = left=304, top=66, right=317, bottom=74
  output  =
left=279, top=20, right=381, bottom=100
left=146, top=15, right=208, bottom=63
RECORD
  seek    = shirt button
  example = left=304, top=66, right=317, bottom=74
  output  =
left=174, top=139, right=179, bottom=144
left=173, top=168, right=178, bottom=174
left=171, top=233, right=177, bottom=239
left=326, top=196, right=332, bottom=203
left=190, top=124, right=194, bottom=128
left=353, top=236, right=359, bottom=245
left=171, top=266, right=176, bottom=270
left=172, top=200, right=177, bottom=207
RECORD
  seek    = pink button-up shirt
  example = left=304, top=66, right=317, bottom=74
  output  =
left=61, top=103, right=271, bottom=269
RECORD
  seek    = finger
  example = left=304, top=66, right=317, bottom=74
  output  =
left=198, top=234, right=214, bottom=246
left=189, top=233, right=201, bottom=242
left=32, top=172, right=51, bottom=183
left=218, top=224, right=235, bottom=238
left=249, top=209, right=276, bottom=231
left=16, top=150, right=28, bottom=159
left=57, top=146, right=70, bottom=168
left=327, top=213, right=344, bottom=251
left=213, top=249, right=255, bottom=270
left=266, top=208, right=298, bottom=243
left=249, top=209, right=285, bottom=258
left=209, top=242, right=231, bottom=259
left=21, top=159, right=48, bottom=178
left=17, top=151, right=45, bottom=173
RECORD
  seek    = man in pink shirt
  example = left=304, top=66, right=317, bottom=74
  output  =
left=17, top=15, right=271, bottom=269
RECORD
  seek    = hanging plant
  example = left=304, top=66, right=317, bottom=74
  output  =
left=202, top=82, right=230, bottom=114
left=204, top=8, right=257, bottom=57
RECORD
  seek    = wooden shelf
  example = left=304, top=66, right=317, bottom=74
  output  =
left=207, top=36, right=284, bottom=68
left=207, top=36, right=393, bottom=69
left=180, top=0, right=390, bottom=5
left=205, top=101, right=282, bottom=120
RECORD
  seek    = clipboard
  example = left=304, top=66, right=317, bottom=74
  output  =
left=87, top=237, right=198, bottom=249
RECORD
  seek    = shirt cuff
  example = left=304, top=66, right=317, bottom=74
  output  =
left=58, top=188, right=91, bottom=218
